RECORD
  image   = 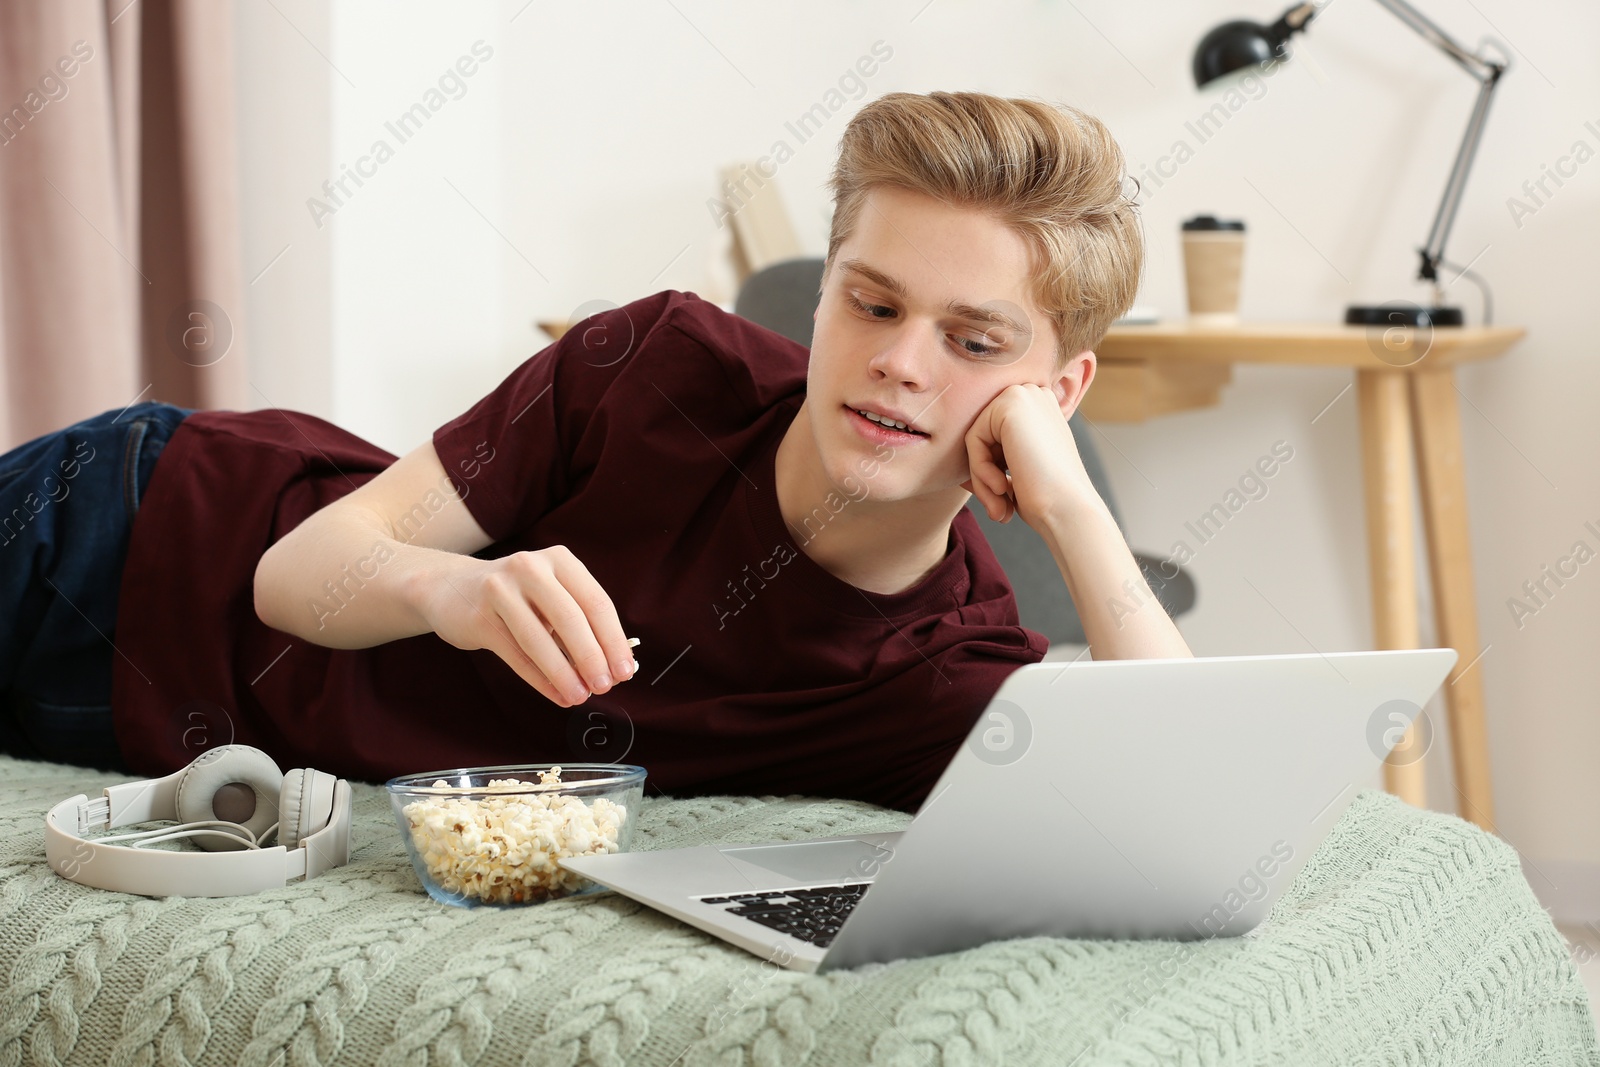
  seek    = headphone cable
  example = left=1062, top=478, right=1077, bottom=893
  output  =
left=97, top=818, right=277, bottom=851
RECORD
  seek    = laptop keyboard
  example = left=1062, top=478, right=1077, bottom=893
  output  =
left=695, top=883, right=870, bottom=948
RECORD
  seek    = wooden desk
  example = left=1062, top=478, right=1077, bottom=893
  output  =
left=1089, top=322, right=1525, bottom=832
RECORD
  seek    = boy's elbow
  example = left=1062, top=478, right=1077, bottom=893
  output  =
left=253, top=543, right=289, bottom=634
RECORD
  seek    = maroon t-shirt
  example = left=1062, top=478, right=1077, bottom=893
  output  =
left=112, top=290, right=1048, bottom=812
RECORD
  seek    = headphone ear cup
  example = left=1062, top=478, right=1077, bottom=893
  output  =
left=279, top=768, right=338, bottom=850
left=174, top=744, right=284, bottom=852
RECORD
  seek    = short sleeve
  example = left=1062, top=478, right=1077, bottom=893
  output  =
left=432, top=290, right=680, bottom=543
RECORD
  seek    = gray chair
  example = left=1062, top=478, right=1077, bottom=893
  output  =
left=734, top=257, right=1195, bottom=645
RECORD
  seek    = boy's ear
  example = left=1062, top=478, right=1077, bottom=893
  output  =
left=1053, top=350, right=1096, bottom=419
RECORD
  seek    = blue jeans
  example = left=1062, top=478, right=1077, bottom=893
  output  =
left=0, top=401, right=194, bottom=771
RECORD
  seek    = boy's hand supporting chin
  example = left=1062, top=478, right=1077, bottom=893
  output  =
left=961, top=382, right=1095, bottom=528
left=962, top=384, right=1194, bottom=661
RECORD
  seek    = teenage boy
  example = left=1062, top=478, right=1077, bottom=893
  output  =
left=0, top=90, right=1189, bottom=812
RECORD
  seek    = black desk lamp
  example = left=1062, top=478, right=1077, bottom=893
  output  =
left=1192, top=0, right=1508, bottom=327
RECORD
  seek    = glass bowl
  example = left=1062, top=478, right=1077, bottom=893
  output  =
left=386, top=763, right=646, bottom=907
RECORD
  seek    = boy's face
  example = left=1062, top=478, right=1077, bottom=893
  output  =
left=806, top=184, right=1088, bottom=503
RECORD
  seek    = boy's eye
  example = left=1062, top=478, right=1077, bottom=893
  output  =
left=953, top=334, right=1001, bottom=357
left=845, top=294, right=895, bottom=319
left=846, top=293, right=1006, bottom=358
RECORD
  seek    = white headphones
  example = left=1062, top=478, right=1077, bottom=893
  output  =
left=44, top=744, right=353, bottom=897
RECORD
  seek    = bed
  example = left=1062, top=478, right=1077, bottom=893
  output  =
left=1, top=753, right=1595, bottom=1066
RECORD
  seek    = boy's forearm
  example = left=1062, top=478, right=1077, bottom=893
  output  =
left=253, top=503, right=461, bottom=649
left=1035, top=497, right=1194, bottom=660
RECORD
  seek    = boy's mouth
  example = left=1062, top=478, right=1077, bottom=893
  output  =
left=845, top=404, right=929, bottom=438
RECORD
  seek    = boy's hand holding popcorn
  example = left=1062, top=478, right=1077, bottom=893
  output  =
left=412, top=545, right=637, bottom=709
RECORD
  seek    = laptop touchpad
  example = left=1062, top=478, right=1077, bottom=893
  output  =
left=719, top=839, right=893, bottom=883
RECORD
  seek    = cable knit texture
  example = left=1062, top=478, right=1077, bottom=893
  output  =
left=1, top=754, right=1595, bottom=1066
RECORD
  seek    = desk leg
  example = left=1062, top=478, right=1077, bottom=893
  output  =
left=1409, top=367, right=1496, bottom=831
left=1356, top=370, right=1427, bottom=807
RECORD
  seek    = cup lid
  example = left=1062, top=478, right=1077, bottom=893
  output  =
left=1182, top=215, right=1245, bottom=231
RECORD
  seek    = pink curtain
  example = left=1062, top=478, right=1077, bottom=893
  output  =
left=0, top=0, right=247, bottom=451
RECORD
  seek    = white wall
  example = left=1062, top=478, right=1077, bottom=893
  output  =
left=236, top=0, right=1600, bottom=888
left=234, top=0, right=333, bottom=420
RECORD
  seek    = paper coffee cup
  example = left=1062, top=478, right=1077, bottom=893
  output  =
left=1182, top=216, right=1246, bottom=326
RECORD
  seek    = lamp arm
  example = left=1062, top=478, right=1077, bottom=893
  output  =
left=1367, top=0, right=1500, bottom=80
left=1369, top=0, right=1508, bottom=284
left=1298, top=0, right=1508, bottom=286
left=1417, top=69, right=1502, bottom=284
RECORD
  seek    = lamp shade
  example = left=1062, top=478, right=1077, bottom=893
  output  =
left=1192, top=19, right=1286, bottom=87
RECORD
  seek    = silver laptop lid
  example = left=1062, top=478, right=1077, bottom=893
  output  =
left=817, top=648, right=1456, bottom=972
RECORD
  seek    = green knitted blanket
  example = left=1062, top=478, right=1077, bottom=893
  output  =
left=1, top=754, right=1594, bottom=1066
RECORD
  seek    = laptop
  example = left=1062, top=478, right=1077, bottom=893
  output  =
left=559, top=648, right=1457, bottom=973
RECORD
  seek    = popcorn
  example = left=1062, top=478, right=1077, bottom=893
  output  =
left=399, top=767, right=626, bottom=905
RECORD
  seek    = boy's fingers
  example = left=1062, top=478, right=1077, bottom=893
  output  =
left=537, top=582, right=615, bottom=695
left=551, top=553, right=635, bottom=683
left=478, top=614, right=573, bottom=707
left=964, top=473, right=1009, bottom=521
left=964, top=435, right=1008, bottom=521
left=489, top=585, right=590, bottom=704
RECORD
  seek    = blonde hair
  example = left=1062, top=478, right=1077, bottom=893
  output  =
left=824, top=91, right=1143, bottom=366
